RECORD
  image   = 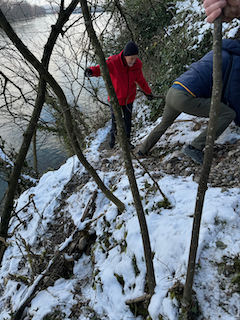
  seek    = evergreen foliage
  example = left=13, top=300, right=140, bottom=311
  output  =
left=101, top=0, right=214, bottom=121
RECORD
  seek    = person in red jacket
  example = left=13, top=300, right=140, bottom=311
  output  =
left=85, top=41, right=153, bottom=149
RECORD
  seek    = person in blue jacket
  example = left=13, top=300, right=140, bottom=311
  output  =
left=137, top=39, right=240, bottom=164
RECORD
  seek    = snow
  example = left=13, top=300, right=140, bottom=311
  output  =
left=0, top=147, right=37, bottom=183
left=0, top=148, right=13, bottom=166
left=2, top=2, right=240, bottom=319
left=1, top=98, right=240, bottom=319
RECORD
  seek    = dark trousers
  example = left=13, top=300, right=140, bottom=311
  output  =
left=110, top=103, right=133, bottom=140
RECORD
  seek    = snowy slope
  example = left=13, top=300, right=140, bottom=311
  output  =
left=1, top=96, right=240, bottom=319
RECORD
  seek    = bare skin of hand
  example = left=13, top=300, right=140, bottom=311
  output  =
left=204, top=0, right=240, bottom=22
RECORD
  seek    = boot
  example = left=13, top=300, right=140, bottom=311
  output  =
left=128, top=141, right=135, bottom=149
left=183, top=145, right=204, bottom=164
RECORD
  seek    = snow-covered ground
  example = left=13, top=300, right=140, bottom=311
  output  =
left=1, top=0, right=240, bottom=317
left=1, top=97, right=240, bottom=319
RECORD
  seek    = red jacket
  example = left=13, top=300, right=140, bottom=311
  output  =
left=89, top=50, right=151, bottom=106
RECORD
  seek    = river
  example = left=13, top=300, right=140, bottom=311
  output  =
left=0, top=13, right=109, bottom=204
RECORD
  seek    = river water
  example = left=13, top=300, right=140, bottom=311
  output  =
left=0, top=13, right=109, bottom=204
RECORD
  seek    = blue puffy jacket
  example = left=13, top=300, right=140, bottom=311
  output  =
left=173, top=39, right=240, bottom=125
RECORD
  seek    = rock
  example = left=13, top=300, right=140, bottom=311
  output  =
left=193, top=175, right=200, bottom=183
left=166, top=163, right=172, bottom=170
left=78, top=237, right=88, bottom=251
left=69, top=242, right=77, bottom=254
left=216, top=240, right=227, bottom=250
left=170, top=150, right=182, bottom=159
left=99, top=141, right=240, bottom=189
left=228, top=150, right=238, bottom=157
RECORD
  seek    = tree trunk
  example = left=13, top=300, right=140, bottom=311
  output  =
left=182, top=16, right=222, bottom=306
left=0, top=0, right=92, bottom=255
left=0, top=77, right=47, bottom=262
left=79, top=0, right=156, bottom=295
left=0, top=6, right=125, bottom=263
left=0, top=0, right=80, bottom=248
left=32, top=129, right=38, bottom=175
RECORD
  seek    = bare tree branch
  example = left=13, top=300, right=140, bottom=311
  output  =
left=182, top=16, right=222, bottom=308
left=79, top=0, right=156, bottom=295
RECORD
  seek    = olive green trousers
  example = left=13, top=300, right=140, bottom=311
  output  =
left=139, top=87, right=236, bottom=154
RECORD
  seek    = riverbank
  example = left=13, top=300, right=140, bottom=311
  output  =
left=1, top=100, right=240, bottom=319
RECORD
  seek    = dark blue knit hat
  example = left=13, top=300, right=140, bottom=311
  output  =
left=123, top=41, right=138, bottom=56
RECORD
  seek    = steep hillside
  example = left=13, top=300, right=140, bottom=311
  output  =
left=1, top=99, right=240, bottom=320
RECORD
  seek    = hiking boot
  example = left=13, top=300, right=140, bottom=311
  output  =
left=128, top=141, right=135, bottom=150
left=137, top=150, right=151, bottom=157
left=183, top=145, right=204, bottom=164
left=137, top=150, right=144, bottom=157
left=109, top=134, right=115, bottom=149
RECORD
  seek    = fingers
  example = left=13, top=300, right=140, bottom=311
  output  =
left=206, top=8, right=223, bottom=22
left=204, top=0, right=227, bottom=22
left=204, top=0, right=226, bottom=10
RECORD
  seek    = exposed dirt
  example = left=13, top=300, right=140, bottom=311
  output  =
left=97, top=133, right=240, bottom=189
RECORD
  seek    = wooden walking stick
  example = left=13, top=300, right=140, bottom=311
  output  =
left=182, top=15, right=223, bottom=308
